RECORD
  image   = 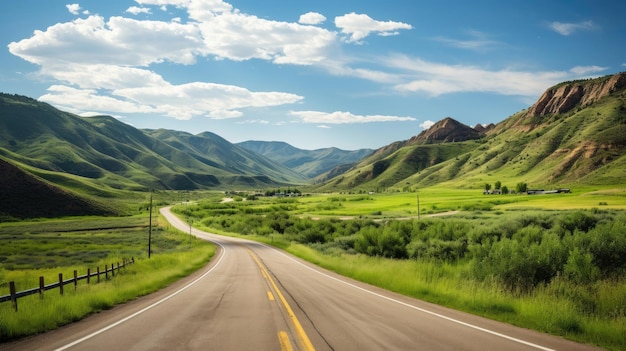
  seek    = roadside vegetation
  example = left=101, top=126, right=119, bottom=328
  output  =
left=175, top=188, right=626, bottom=351
left=0, top=213, right=215, bottom=341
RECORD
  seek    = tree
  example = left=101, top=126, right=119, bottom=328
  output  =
left=484, top=183, right=492, bottom=192
left=501, top=185, right=509, bottom=194
left=516, top=182, right=528, bottom=193
left=494, top=181, right=501, bottom=190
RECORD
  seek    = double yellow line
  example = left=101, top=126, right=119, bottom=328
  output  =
left=247, top=249, right=315, bottom=351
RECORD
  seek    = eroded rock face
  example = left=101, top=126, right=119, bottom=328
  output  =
left=528, top=72, right=626, bottom=116
left=409, top=117, right=482, bottom=144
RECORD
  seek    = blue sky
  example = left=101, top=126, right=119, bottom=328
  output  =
left=1, top=1, right=624, bottom=150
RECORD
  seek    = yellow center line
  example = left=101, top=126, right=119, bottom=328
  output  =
left=278, top=331, right=294, bottom=351
left=247, top=248, right=316, bottom=351
left=267, top=291, right=275, bottom=301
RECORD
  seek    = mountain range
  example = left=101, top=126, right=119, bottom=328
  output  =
left=1, top=72, right=625, bottom=217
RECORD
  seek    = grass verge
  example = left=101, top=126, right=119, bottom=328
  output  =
left=282, top=243, right=625, bottom=351
left=0, top=228, right=215, bottom=341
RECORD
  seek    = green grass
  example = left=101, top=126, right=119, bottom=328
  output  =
left=0, top=214, right=215, bottom=341
left=267, top=242, right=626, bottom=351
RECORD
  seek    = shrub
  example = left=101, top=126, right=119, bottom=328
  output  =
left=559, top=211, right=598, bottom=234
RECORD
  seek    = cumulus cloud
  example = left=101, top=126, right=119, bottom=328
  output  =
left=550, top=20, right=596, bottom=36
left=335, top=13, right=412, bottom=43
left=289, top=110, right=415, bottom=124
left=419, top=120, right=435, bottom=130
left=299, top=12, right=326, bottom=25
left=66, top=3, right=81, bottom=15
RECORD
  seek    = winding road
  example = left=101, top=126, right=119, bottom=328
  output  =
left=3, top=207, right=602, bottom=350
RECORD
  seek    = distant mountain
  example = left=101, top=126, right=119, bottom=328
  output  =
left=237, top=140, right=373, bottom=178
left=316, top=72, right=626, bottom=191
left=0, top=93, right=306, bottom=193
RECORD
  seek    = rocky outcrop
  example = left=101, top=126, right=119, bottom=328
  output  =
left=528, top=72, right=626, bottom=116
left=474, top=123, right=495, bottom=133
left=409, top=117, right=482, bottom=144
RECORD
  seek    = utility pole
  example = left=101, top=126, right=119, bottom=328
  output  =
left=148, top=192, right=153, bottom=259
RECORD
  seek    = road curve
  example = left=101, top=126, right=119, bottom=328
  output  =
left=3, top=207, right=603, bottom=351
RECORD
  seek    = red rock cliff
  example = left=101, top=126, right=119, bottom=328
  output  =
left=528, top=72, right=626, bottom=116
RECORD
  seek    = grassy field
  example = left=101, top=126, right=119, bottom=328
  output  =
left=0, top=214, right=215, bottom=341
left=183, top=185, right=626, bottom=351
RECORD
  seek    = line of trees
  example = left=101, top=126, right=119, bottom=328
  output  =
left=484, top=181, right=527, bottom=194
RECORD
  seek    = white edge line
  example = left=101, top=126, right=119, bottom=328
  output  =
left=54, top=213, right=225, bottom=351
left=268, top=245, right=556, bottom=351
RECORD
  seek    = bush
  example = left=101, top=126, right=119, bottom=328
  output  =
left=559, top=211, right=598, bottom=234
left=471, top=232, right=567, bottom=293
left=354, top=226, right=407, bottom=259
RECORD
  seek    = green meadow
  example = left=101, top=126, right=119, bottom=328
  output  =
left=179, top=186, right=626, bottom=351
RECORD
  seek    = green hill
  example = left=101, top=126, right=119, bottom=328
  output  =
left=315, top=72, right=626, bottom=192
left=0, top=157, right=115, bottom=219
left=0, top=93, right=306, bottom=194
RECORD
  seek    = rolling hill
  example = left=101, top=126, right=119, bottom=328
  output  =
left=0, top=157, right=115, bottom=219
left=0, top=94, right=311, bottom=197
left=315, top=72, right=626, bottom=192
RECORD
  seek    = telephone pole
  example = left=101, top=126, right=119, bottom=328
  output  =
left=148, top=192, right=153, bottom=258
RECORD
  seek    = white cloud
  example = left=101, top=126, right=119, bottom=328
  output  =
left=40, top=85, right=155, bottom=115
left=290, top=110, right=415, bottom=124
left=126, top=6, right=152, bottom=15
left=335, top=13, right=412, bottom=43
left=569, top=65, right=607, bottom=75
left=299, top=12, right=326, bottom=25
left=550, top=20, right=595, bottom=36
left=433, top=30, right=500, bottom=51
left=389, top=55, right=590, bottom=97
left=236, top=119, right=270, bottom=125
left=8, top=15, right=203, bottom=67
left=40, top=81, right=303, bottom=121
left=196, top=12, right=336, bottom=65
left=66, top=4, right=81, bottom=15
left=419, top=120, right=435, bottom=130
left=317, top=125, right=331, bottom=129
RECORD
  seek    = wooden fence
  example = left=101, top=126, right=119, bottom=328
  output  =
left=0, top=258, right=134, bottom=311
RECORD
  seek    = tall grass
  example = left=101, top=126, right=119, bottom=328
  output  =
left=285, top=243, right=625, bottom=350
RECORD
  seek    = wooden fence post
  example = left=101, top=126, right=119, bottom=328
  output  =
left=9, top=281, right=17, bottom=311
left=87, top=268, right=91, bottom=284
left=111, top=263, right=114, bottom=277
left=105, top=265, right=108, bottom=280
left=59, top=273, right=63, bottom=295
left=39, top=276, right=44, bottom=299
left=74, top=270, right=78, bottom=290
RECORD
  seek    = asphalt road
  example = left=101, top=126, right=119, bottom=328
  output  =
left=3, top=207, right=604, bottom=351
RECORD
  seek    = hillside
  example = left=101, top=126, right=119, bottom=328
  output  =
left=0, top=93, right=307, bottom=192
left=316, top=72, right=626, bottom=192
left=0, top=157, right=115, bottom=219
left=237, top=140, right=373, bottom=178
